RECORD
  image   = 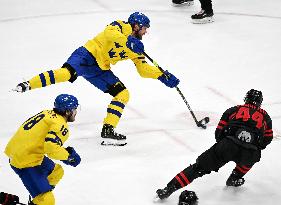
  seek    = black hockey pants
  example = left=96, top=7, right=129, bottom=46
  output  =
left=168, top=138, right=261, bottom=189
left=196, top=137, right=261, bottom=173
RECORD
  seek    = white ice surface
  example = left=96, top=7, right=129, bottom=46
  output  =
left=0, top=0, right=280, bottom=204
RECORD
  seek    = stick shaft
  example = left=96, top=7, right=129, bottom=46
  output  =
left=142, top=51, right=200, bottom=124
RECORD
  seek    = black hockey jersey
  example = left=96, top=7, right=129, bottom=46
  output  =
left=215, top=104, right=273, bottom=150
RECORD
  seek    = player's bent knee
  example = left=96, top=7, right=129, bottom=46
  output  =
left=182, top=163, right=210, bottom=183
left=33, top=191, right=55, bottom=205
left=47, top=164, right=64, bottom=186
left=114, top=89, right=130, bottom=104
left=106, top=82, right=127, bottom=97
left=62, top=63, right=78, bottom=83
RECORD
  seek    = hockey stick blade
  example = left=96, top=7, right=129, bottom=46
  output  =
left=197, top=117, right=210, bottom=129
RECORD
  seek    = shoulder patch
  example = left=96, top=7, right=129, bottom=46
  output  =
left=47, top=110, right=58, bottom=119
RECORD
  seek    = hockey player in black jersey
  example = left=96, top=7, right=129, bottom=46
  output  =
left=155, top=89, right=273, bottom=204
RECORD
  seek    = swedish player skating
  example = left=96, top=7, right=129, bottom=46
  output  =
left=5, top=94, right=81, bottom=205
left=13, top=12, right=180, bottom=146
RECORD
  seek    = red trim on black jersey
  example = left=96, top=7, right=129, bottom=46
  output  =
left=264, top=129, right=273, bottom=137
left=217, top=120, right=228, bottom=130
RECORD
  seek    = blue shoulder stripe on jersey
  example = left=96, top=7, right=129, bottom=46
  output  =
left=107, top=108, right=122, bottom=118
left=39, top=73, right=46, bottom=87
left=46, top=131, right=62, bottom=146
left=110, top=21, right=123, bottom=33
left=45, top=137, right=59, bottom=145
left=47, top=70, right=55, bottom=84
left=45, top=137, right=62, bottom=146
left=110, top=101, right=125, bottom=109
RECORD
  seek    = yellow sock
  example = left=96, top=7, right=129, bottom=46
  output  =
left=103, top=89, right=130, bottom=127
left=29, top=68, right=71, bottom=89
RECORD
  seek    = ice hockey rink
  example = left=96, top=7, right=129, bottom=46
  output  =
left=0, top=0, right=280, bottom=204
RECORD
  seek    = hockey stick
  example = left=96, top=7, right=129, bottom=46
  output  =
left=143, top=51, right=209, bottom=129
left=0, top=192, right=27, bottom=205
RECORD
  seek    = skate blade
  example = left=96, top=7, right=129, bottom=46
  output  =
left=10, top=88, right=22, bottom=92
left=101, top=139, right=127, bottom=146
left=172, top=2, right=194, bottom=7
left=153, top=195, right=162, bottom=203
left=191, top=17, right=214, bottom=24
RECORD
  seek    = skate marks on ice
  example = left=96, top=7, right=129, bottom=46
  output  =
left=72, top=104, right=146, bottom=129
left=177, top=110, right=220, bottom=128
left=216, top=12, right=281, bottom=20
left=206, top=86, right=237, bottom=105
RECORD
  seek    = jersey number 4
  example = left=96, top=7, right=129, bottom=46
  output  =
left=236, top=107, right=263, bottom=129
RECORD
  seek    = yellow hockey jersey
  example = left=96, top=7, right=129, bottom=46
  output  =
left=84, top=20, right=163, bottom=79
left=5, top=110, right=70, bottom=169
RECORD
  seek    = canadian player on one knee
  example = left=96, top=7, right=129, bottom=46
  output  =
left=156, top=89, right=273, bottom=204
left=5, top=94, right=81, bottom=205
left=13, top=12, right=180, bottom=146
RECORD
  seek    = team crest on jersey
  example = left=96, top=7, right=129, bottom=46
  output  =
left=236, top=129, right=253, bottom=143
left=108, top=42, right=128, bottom=59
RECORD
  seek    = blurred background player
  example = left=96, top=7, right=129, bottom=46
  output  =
left=13, top=12, right=180, bottom=146
left=155, top=89, right=273, bottom=203
left=172, top=0, right=194, bottom=6
left=172, top=0, right=214, bottom=24
left=5, top=94, right=81, bottom=205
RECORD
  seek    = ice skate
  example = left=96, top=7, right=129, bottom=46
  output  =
left=155, top=185, right=178, bottom=201
left=191, top=10, right=214, bottom=24
left=172, top=0, right=194, bottom=6
left=226, top=171, right=245, bottom=187
left=12, top=81, right=30, bottom=92
left=101, top=124, right=127, bottom=146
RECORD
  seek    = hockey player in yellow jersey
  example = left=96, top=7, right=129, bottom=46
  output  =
left=5, top=94, right=81, bottom=205
left=13, top=12, right=180, bottom=146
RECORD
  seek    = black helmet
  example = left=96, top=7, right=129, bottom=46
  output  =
left=244, top=89, right=263, bottom=107
left=178, top=190, right=198, bottom=205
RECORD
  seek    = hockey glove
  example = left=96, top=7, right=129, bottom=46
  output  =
left=61, top=146, right=81, bottom=167
left=158, top=70, right=180, bottom=88
left=126, top=35, right=144, bottom=55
